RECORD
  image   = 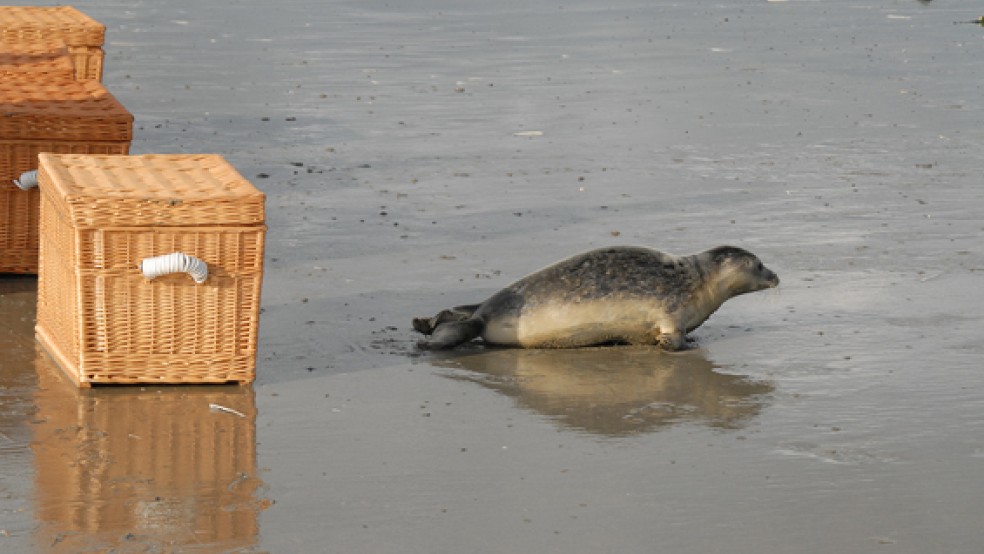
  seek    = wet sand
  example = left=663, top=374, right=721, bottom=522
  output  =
left=2, top=0, right=984, bottom=552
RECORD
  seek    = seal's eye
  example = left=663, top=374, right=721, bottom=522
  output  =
left=756, top=262, right=763, bottom=271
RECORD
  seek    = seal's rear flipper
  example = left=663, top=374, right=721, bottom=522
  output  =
left=451, top=304, right=481, bottom=315
left=413, top=305, right=481, bottom=335
left=412, top=316, right=438, bottom=335
left=417, top=319, right=485, bottom=349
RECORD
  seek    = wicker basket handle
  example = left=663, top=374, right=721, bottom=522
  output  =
left=141, top=253, right=209, bottom=284
left=13, top=170, right=38, bottom=190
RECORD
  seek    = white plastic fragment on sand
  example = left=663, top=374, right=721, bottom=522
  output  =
left=209, top=403, right=247, bottom=418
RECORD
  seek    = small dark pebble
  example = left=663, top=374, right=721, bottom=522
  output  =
left=256, top=173, right=270, bottom=179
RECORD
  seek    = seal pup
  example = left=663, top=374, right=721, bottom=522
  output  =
left=413, top=245, right=779, bottom=350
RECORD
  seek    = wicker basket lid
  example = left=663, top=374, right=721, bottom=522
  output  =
left=0, top=78, right=132, bottom=140
left=0, top=39, right=69, bottom=54
left=0, top=40, right=75, bottom=78
left=0, top=6, right=104, bottom=47
left=38, top=154, right=266, bottom=227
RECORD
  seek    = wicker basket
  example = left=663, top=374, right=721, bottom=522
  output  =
left=0, top=40, right=76, bottom=79
left=36, top=153, right=266, bottom=386
left=0, top=6, right=105, bottom=81
left=31, top=354, right=260, bottom=550
left=0, top=77, right=132, bottom=273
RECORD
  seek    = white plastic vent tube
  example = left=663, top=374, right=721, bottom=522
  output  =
left=140, top=252, right=208, bottom=284
left=13, top=170, right=38, bottom=190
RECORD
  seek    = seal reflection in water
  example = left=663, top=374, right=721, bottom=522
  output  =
left=433, top=347, right=773, bottom=436
left=414, top=246, right=779, bottom=350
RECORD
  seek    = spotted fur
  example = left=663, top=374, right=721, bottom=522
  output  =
left=414, top=246, right=779, bottom=350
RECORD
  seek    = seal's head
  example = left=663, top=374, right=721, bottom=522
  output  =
left=703, top=246, right=780, bottom=297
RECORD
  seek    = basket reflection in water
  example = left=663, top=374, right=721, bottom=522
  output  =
left=433, top=346, right=774, bottom=437
left=31, top=350, right=265, bottom=552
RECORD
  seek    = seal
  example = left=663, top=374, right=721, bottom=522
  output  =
left=413, top=245, right=779, bottom=350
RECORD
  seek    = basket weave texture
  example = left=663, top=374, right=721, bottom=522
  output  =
left=0, top=78, right=132, bottom=141
left=0, top=6, right=105, bottom=80
left=0, top=78, right=132, bottom=273
left=36, top=154, right=266, bottom=386
left=0, top=40, right=76, bottom=79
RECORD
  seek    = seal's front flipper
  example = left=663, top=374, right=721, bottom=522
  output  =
left=655, top=329, right=688, bottom=351
left=417, top=319, right=485, bottom=350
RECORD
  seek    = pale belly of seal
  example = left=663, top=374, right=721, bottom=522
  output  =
left=483, top=299, right=672, bottom=348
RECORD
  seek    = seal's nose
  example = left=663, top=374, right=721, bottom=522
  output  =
left=760, top=266, right=779, bottom=288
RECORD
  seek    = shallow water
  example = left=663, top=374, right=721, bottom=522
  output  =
left=2, top=0, right=983, bottom=552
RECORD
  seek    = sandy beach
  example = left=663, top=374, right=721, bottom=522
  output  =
left=2, top=0, right=983, bottom=552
